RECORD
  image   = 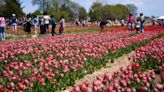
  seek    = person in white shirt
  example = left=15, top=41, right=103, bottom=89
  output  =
left=44, top=15, right=50, bottom=33
left=39, top=18, right=46, bottom=34
left=59, top=16, right=65, bottom=35
left=135, top=18, right=141, bottom=33
left=11, top=14, right=17, bottom=35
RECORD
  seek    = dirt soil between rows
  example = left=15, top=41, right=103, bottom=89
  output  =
left=63, top=52, right=134, bottom=92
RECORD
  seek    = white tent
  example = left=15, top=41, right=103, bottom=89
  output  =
left=157, top=16, right=164, bottom=19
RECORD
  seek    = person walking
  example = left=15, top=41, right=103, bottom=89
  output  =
left=44, top=15, right=50, bottom=34
left=75, top=18, right=79, bottom=26
left=39, top=18, right=46, bottom=34
left=0, top=15, right=6, bottom=41
left=139, top=13, right=145, bottom=32
left=26, top=17, right=32, bottom=35
left=99, top=19, right=108, bottom=33
left=11, top=14, right=17, bottom=35
left=31, top=16, right=38, bottom=34
left=121, top=19, right=125, bottom=27
left=127, top=13, right=134, bottom=31
left=59, top=16, right=65, bottom=35
left=23, top=17, right=32, bottom=36
left=50, top=15, right=57, bottom=36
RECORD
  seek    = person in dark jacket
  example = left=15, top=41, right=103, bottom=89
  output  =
left=50, top=15, right=57, bottom=36
left=26, top=17, right=32, bottom=35
left=23, top=16, right=32, bottom=35
left=100, top=20, right=108, bottom=32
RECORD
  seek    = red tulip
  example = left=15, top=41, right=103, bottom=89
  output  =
left=139, top=86, right=148, bottom=92
left=80, top=84, right=87, bottom=92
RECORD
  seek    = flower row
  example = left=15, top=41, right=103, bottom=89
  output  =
left=0, top=28, right=163, bottom=91
left=72, top=63, right=164, bottom=92
left=71, top=36, right=164, bottom=92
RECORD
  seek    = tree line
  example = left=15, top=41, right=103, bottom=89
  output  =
left=0, top=0, right=138, bottom=21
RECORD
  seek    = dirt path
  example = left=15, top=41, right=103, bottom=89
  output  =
left=63, top=52, right=134, bottom=92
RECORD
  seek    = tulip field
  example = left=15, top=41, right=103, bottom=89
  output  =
left=71, top=37, right=164, bottom=92
left=0, top=26, right=164, bottom=92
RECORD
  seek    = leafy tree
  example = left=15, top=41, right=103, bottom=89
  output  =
left=0, top=0, right=5, bottom=16
left=89, top=2, right=103, bottom=21
left=35, top=0, right=70, bottom=12
left=68, top=1, right=87, bottom=20
left=47, top=8, right=69, bottom=21
left=68, top=2, right=80, bottom=19
left=79, top=7, right=87, bottom=19
left=89, top=3, right=130, bottom=21
left=101, top=5, right=113, bottom=20
left=46, top=1, right=87, bottom=21
left=31, top=10, right=42, bottom=17
left=31, top=0, right=87, bottom=21
left=113, top=4, right=130, bottom=19
left=32, top=0, right=52, bottom=13
left=0, top=0, right=24, bottom=18
left=126, top=4, right=138, bottom=17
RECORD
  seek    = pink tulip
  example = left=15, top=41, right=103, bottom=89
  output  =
left=80, top=84, right=87, bottom=92
left=139, top=86, right=148, bottom=92
left=8, top=82, right=15, bottom=90
left=131, top=88, right=136, bottom=92
left=18, top=83, right=25, bottom=91
left=72, top=86, right=80, bottom=92
left=155, top=84, right=163, bottom=90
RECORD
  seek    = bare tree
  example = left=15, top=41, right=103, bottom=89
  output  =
left=126, top=4, right=138, bottom=17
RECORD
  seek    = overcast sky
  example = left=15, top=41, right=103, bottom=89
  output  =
left=21, top=0, right=164, bottom=17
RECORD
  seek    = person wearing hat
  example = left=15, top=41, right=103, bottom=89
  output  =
left=11, top=14, right=17, bottom=35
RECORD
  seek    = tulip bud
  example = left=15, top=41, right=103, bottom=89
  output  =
left=80, top=84, right=87, bottom=92
left=8, top=82, right=15, bottom=90
left=139, top=86, right=148, bottom=92
left=126, top=88, right=131, bottom=92
left=131, top=88, right=136, bottom=92
left=153, top=88, right=159, bottom=92
left=73, top=86, right=80, bottom=92
left=18, top=83, right=24, bottom=91
left=134, top=78, right=140, bottom=83
left=156, top=84, right=163, bottom=90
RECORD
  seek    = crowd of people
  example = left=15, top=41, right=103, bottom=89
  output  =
left=99, top=13, right=164, bottom=33
left=0, top=14, right=66, bottom=41
left=0, top=12, right=164, bottom=41
left=23, top=14, right=65, bottom=36
left=127, top=13, right=145, bottom=33
left=75, top=19, right=87, bottom=26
